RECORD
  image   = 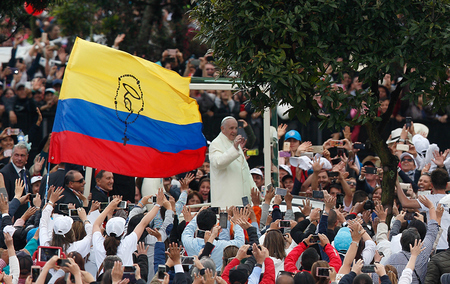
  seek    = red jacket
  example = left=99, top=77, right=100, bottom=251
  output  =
left=222, top=257, right=241, bottom=283
left=284, top=241, right=342, bottom=273
left=260, top=257, right=275, bottom=284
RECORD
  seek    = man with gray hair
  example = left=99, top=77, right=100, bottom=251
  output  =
left=209, top=116, right=255, bottom=208
left=0, top=143, right=31, bottom=219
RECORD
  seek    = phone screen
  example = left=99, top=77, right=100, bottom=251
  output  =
left=39, top=247, right=60, bottom=262
left=181, top=256, right=195, bottom=265
left=69, top=209, right=79, bottom=217
left=361, top=265, right=376, bottom=273
left=316, top=267, right=330, bottom=277
left=196, top=230, right=206, bottom=238
left=312, top=190, right=324, bottom=199
left=158, top=265, right=166, bottom=280
left=310, top=235, right=320, bottom=243
left=279, top=220, right=291, bottom=228
left=118, top=201, right=127, bottom=209
left=32, top=267, right=40, bottom=282
left=219, top=212, right=228, bottom=228
left=123, top=266, right=136, bottom=273
left=275, top=187, right=287, bottom=196
left=242, top=196, right=249, bottom=206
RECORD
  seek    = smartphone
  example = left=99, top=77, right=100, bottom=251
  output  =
left=157, top=265, right=166, bottom=280
left=123, top=266, right=136, bottom=273
left=238, top=121, right=244, bottom=128
left=58, top=204, right=69, bottom=211
left=149, top=196, right=157, bottom=203
left=405, top=117, right=412, bottom=129
left=400, top=183, right=412, bottom=191
left=127, top=204, right=135, bottom=211
left=10, top=67, right=19, bottom=74
left=327, top=171, right=339, bottom=178
left=206, top=55, right=214, bottom=61
left=396, top=144, right=410, bottom=151
left=191, top=59, right=200, bottom=66
left=246, top=149, right=259, bottom=156
left=7, top=128, right=20, bottom=135
left=336, top=193, right=344, bottom=208
left=30, top=194, right=36, bottom=199
left=167, top=49, right=177, bottom=56
left=378, top=251, right=384, bottom=257
left=246, top=245, right=261, bottom=255
left=31, top=266, right=40, bottom=282
left=242, top=196, right=249, bottom=206
left=219, top=212, right=228, bottom=228
left=69, top=209, right=78, bottom=217
left=331, top=157, right=341, bottom=165
left=275, top=187, right=287, bottom=196
left=210, top=207, right=220, bottom=214
left=311, top=145, right=323, bottom=153
left=330, top=140, right=343, bottom=147
left=118, top=201, right=127, bottom=209
left=404, top=212, right=417, bottom=220
left=266, top=184, right=273, bottom=192
left=195, top=230, right=206, bottom=239
left=316, top=267, right=330, bottom=277
left=353, top=143, right=365, bottom=150
left=100, top=202, right=108, bottom=210
left=56, top=259, right=70, bottom=267
left=365, top=167, right=377, bottom=174
left=312, top=190, right=324, bottom=199
left=310, top=235, right=320, bottom=243
left=337, top=148, right=345, bottom=157
left=181, top=256, right=195, bottom=265
left=283, top=142, right=291, bottom=152
left=361, top=265, right=376, bottom=273
left=279, top=220, right=291, bottom=228
left=38, top=247, right=61, bottom=262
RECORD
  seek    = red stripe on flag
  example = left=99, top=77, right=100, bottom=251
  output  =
left=50, top=131, right=207, bottom=177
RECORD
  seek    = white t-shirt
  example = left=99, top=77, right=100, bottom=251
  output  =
left=418, top=194, right=449, bottom=250
left=92, top=231, right=138, bottom=267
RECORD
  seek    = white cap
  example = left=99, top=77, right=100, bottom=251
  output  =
left=279, top=165, right=292, bottom=176
left=400, top=152, right=417, bottom=168
left=386, top=128, right=412, bottom=144
left=53, top=216, right=73, bottom=236
left=4, top=225, right=16, bottom=237
left=250, top=168, right=263, bottom=177
left=412, top=134, right=430, bottom=156
left=106, top=217, right=126, bottom=237
left=31, top=176, right=43, bottom=184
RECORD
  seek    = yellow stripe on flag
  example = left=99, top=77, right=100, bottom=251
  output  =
left=60, top=38, right=200, bottom=125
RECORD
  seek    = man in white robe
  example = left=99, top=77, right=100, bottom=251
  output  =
left=209, top=116, right=256, bottom=208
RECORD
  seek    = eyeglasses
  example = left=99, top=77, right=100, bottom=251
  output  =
left=73, top=178, right=84, bottom=183
left=347, top=181, right=356, bottom=186
left=401, top=158, right=414, bottom=162
left=423, top=172, right=431, bottom=176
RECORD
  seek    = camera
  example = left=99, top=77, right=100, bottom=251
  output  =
left=364, top=199, right=375, bottom=210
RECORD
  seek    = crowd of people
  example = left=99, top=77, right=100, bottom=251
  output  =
left=1, top=9, right=450, bottom=284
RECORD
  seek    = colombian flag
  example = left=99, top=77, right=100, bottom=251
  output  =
left=49, top=38, right=207, bottom=177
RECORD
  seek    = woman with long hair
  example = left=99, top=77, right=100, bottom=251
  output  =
left=92, top=190, right=163, bottom=268
left=39, top=186, right=93, bottom=257
left=262, top=230, right=288, bottom=277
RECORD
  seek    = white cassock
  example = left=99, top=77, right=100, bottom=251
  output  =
left=209, top=132, right=256, bottom=208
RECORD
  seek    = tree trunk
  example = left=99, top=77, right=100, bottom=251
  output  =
left=365, top=122, right=399, bottom=207
left=136, top=2, right=153, bottom=55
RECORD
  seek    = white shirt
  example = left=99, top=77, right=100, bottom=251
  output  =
left=418, top=194, right=448, bottom=250
left=92, top=231, right=138, bottom=267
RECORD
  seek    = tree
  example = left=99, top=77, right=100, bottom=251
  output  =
left=191, top=0, right=450, bottom=206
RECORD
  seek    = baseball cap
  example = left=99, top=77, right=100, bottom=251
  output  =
left=106, top=217, right=126, bottom=237
left=53, top=216, right=73, bottom=236
left=333, top=227, right=352, bottom=252
left=250, top=168, right=263, bottom=177
left=279, top=164, right=292, bottom=176
left=31, top=176, right=42, bottom=184
left=400, top=152, right=417, bottom=167
left=52, top=79, right=62, bottom=86
left=284, top=130, right=301, bottom=141
left=44, top=88, right=56, bottom=94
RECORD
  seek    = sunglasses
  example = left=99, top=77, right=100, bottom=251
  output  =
left=73, top=178, right=84, bottom=183
left=347, top=181, right=356, bottom=186
left=401, top=158, right=414, bottom=162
